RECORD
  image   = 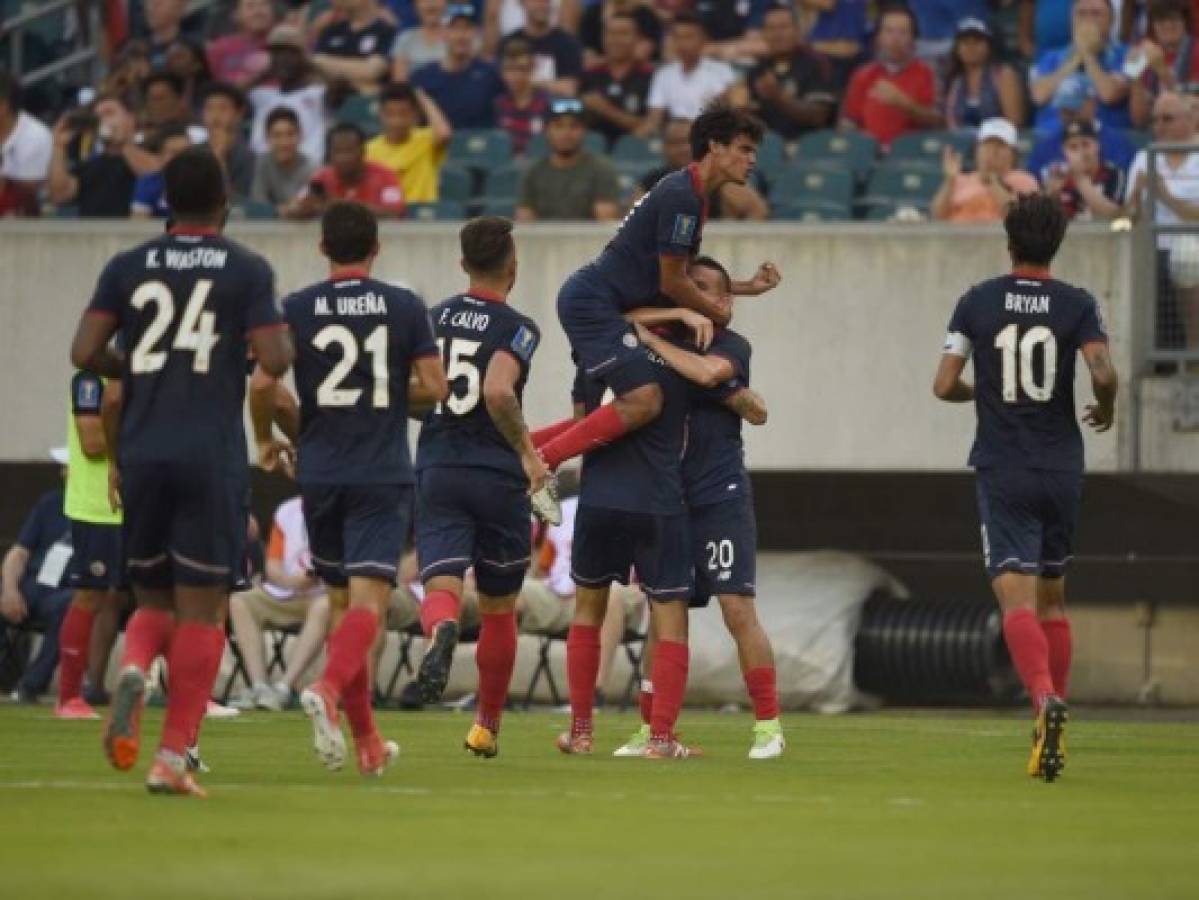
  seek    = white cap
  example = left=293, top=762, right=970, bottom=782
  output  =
left=50, top=446, right=69, bottom=465
left=977, top=118, right=1018, bottom=148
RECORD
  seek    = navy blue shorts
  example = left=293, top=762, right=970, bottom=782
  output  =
left=121, top=463, right=247, bottom=589
left=301, top=483, right=412, bottom=588
left=557, top=270, right=658, bottom=395
left=416, top=466, right=531, bottom=597
left=976, top=467, right=1082, bottom=580
left=68, top=521, right=125, bottom=591
left=689, top=496, right=757, bottom=607
left=571, top=504, right=691, bottom=602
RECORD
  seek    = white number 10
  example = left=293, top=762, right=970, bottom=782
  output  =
left=995, top=324, right=1057, bottom=403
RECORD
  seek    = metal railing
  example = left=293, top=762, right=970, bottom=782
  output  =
left=2, top=0, right=101, bottom=89
left=1142, top=141, right=1199, bottom=370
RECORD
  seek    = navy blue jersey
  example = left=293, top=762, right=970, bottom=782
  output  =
left=86, top=229, right=282, bottom=474
left=944, top=271, right=1108, bottom=472
left=573, top=351, right=691, bottom=515
left=580, top=164, right=706, bottom=310
left=416, top=291, right=540, bottom=479
left=683, top=328, right=752, bottom=508
left=284, top=273, right=437, bottom=485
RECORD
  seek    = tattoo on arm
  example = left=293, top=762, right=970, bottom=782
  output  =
left=489, top=391, right=534, bottom=455
left=724, top=388, right=767, bottom=425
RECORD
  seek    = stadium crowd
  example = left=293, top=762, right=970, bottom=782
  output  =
left=3, top=0, right=1199, bottom=224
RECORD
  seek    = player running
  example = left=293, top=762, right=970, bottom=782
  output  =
left=411, top=216, right=552, bottom=754
left=932, top=194, right=1118, bottom=782
left=614, top=256, right=784, bottom=760
left=253, top=201, right=448, bottom=776
left=70, top=148, right=294, bottom=797
left=532, top=104, right=778, bottom=473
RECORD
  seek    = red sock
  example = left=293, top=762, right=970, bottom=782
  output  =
left=566, top=623, right=600, bottom=734
left=638, top=680, right=653, bottom=725
left=420, top=590, right=460, bottom=638
left=321, top=607, right=379, bottom=699
left=531, top=418, right=577, bottom=449
left=539, top=404, right=629, bottom=470
left=1040, top=617, right=1072, bottom=698
left=475, top=610, right=518, bottom=733
left=342, top=662, right=376, bottom=741
left=744, top=666, right=779, bottom=721
left=160, top=623, right=225, bottom=756
left=1003, top=609, right=1055, bottom=711
left=650, top=640, right=689, bottom=742
left=120, top=607, right=175, bottom=672
left=57, top=604, right=95, bottom=704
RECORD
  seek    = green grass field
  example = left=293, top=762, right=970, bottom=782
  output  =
left=0, top=706, right=1196, bottom=899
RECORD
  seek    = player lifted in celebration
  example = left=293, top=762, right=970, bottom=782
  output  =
left=617, top=256, right=783, bottom=760
left=70, top=148, right=294, bottom=797
left=254, top=201, right=448, bottom=777
left=933, top=194, right=1118, bottom=782
left=413, top=216, right=552, bottom=755
left=532, top=104, right=778, bottom=472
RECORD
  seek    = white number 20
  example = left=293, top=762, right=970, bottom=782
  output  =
left=706, top=539, right=734, bottom=571
left=995, top=324, right=1057, bottom=403
left=129, top=279, right=219, bottom=374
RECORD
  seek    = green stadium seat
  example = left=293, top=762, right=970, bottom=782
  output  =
left=888, top=130, right=975, bottom=170
left=407, top=201, right=466, bottom=221
left=795, top=129, right=878, bottom=180
left=863, top=200, right=899, bottom=221
left=769, top=165, right=853, bottom=208
left=476, top=198, right=517, bottom=217
left=482, top=165, right=523, bottom=200
left=336, top=94, right=381, bottom=137
left=860, top=164, right=939, bottom=213
left=438, top=165, right=474, bottom=203
left=448, top=129, right=514, bottom=172
left=771, top=199, right=852, bottom=222
left=612, top=134, right=661, bottom=168
left=755, top=131, right=789, bottom=177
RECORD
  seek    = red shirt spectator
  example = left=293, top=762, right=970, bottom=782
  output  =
left=309, top=160, right=406, bottom=213
left=283, top=123, right=406, bottom=219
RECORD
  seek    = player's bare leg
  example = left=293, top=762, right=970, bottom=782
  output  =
left=539, top=383, right=663, bottom=471
left=645, top=599, right=699, bottom=759
left=416, top=574, right=464, bottom=703
left=719, top=595, right=784, bottom=759
left=993, top=573, right=1067, bottom=781
left=465, top=591, right=520, bottom=758
left=103, top=587, right=174, bottom=772
left=557, top=584, right=610, bottom=754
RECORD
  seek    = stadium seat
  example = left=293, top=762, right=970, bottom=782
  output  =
left=795, top=129, right=878, bottom=180
left=523, top=130, right=606, bottom=160
left=406, top=201, right=466, bottom=220
left=482, top=165, right=523, bottom=201
left=755, top=131, right=789, bottom=178
left=438, top=164, right=473, bottom=204
left=476, top=198, right=517, bottom=217
left=860, top=164, right=939, bottom=213
left=612, top=133, right=661, bottom=169
left=769, top=165, right=853, bottom=209
left=448, top=129, right=513, bottom=172
left=888, top=130, right=975, bottom=170
left=336, top=94, right=381, bottom=137
left=771, top=198, right=853, bottom=222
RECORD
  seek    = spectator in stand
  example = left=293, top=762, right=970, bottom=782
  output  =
left=517, top=97, right=621, bottom=220
left=102, top=41, right=153, bottom=113
left=1, top=458, right=72, bottom=705
left=692, top=0, right=768, bottom=63
left=1019, top=0, right=1075, bottom=59
left=48, top=97, right=139, bottom=217
left=139, top=72, right=200, bottom=145
left=1130, top=0, right=1199, bottom=128
left=411, top=4, right=506, bottom=130
left=199, top=83, right=255, bottom=201
left=1031, top=0, right=1132, bottom=135
left=367, top=83, right=452, bottom=203
left=931, top=118, right=1038, bottom=223
left=228, top=496, right=331, bottom=712
left=251, top=107, right=316, bottom=210
left=139, top=0, right=202, bottom=68
left=163, top=37, right=213, bottom=116
left=578, top=0, right=662, bottom=67
left=944, top=18, right=1026, bottom=129
left=1027, top=92, right=1136, bottom=179
left=0, top=70, right=52, bottom=191
left=643, top=13, right=745, bottom=133
left=580, top=13, right=655, bottom=146
left=635, top=117, right=769, bottom=219
left=390, top=0, right=449, bottom=82
left=499, top=0, right=585, bottom=96
left=908, top=0, right=991, bottom=63
left=747, top=5, right=837, bottom=142
left=130, top=124, right=192, bottom=217
left=483, top=0, right=580, bottom=56
left=495, top=40, right=553, bottom=155
left=798, top=0, right=869, bottom=90
left=207, top=0, right=276, bottom=87
left=1043, top=118, right=1125, bottom=219
left=313, top=0, right=398, bottom=96
left=284, top=122, right=406, bottom=218
left=840, top=3, right=942, bottom=149
left=248, top=25, right=333, bottom=167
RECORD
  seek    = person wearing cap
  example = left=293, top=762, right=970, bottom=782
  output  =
left=313, top=0, right=397, bottom=96
left=1129, top=0, right=1199, bottom=129
left=1026, top=88, right=1136, bottom=178
left=1044, top=118, right=1125, bottom=220
left=206, top=0, right=276, bottom=88
left=931, top=118, right=1038, bottom=223
left=1, top=454, right=73, bottom=706
left=411, top=4, right=506, bottom=130
left=498, top=0, right=584, bottom=97
left=516, top=98, right=621, bottom=220
left=248, top=24, right=333, bottom=166
left=943, top=17, right=1026, bottom=129
left=907, top=0, right=991, bottom=63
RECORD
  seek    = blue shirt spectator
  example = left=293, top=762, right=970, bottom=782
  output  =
left=1029, top=0, right=1076, bottom=57
left=805, top=0, right=870, bottom=88
left=411, top=4, right=504, bottom=129
left=1027, top=118, right=1134, bottom=183
left=130, top=172, right=171, bottom=218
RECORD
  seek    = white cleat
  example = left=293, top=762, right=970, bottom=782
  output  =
left=613, top=724, right=651, bottom=758
left=530, top=472, right=562, bottom=525
left=748, top=721, right=786, bottom=760
left=300, top=685, right=347, bottom=772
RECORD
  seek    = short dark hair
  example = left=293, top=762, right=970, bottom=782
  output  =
left=877, top=1, right=919, bottom=37
left=143, top=71, right=185, bottom=97
left=379, top=82, right=418, bottom=107
left=689, top=102, right=764, bottom=161
left=266, top=106, right=301, bottom=132
left=502, top=38, right=534, bottom=61
left=164, top=147, right=226, bottom=220
left=460, top=216, right=515, bottom=276
left=322, top=201, right=378, bottom=264
left=202, top=81, right=247, bottom=112
left=325, top=121, right=366, bottom=160
left=690, top=255, right=731, bottom=292
left=671, top=10, right=706, bottom=33
left=1149, top=0, right=1191, bottom=27
left=0, top=68, right=19, bottom=110
left=1005, top=194, right=1068, bottom=267
left=604, top=12, right=640, bottom=31
left=762, top=4, right=796, bottom=23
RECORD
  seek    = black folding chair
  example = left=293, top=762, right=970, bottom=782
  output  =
left=220, top=622, right=302, bottom=704
left=522, top=627, right=645, bottom=710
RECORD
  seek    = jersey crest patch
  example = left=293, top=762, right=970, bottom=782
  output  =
left=671, top=213, right=697, bottom=244
left=510, top=325, right=538, bottom=362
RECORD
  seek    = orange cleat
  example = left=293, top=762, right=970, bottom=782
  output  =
left=55, top=697, right=99, bottom=720
left=464, top=723, right=498, bottom=758
left=102, top=666, right=146, bottom=771
left=556, top=731, right=594, bottom=755
left=356, top=733, right=400, bottom=777
left=145, top=755, right=208, bottom=798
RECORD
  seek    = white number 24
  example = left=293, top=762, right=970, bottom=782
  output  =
left=129, top=279, right=219, bottom=374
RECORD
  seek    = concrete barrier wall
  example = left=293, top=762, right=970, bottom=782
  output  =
left=0, top=220, right=1150, bottom=469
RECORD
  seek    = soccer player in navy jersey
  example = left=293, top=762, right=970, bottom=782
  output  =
left=252, top=201, right=449, bottom=776
left=531, top=104, right=779, bottom=473
left=617, top=256, right=784, bottom=760
left=933, top=194, right=1119, bottom=781
left=69, top=148, right=294, bottom=797
left=412, top=216, right=554, bottom=756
